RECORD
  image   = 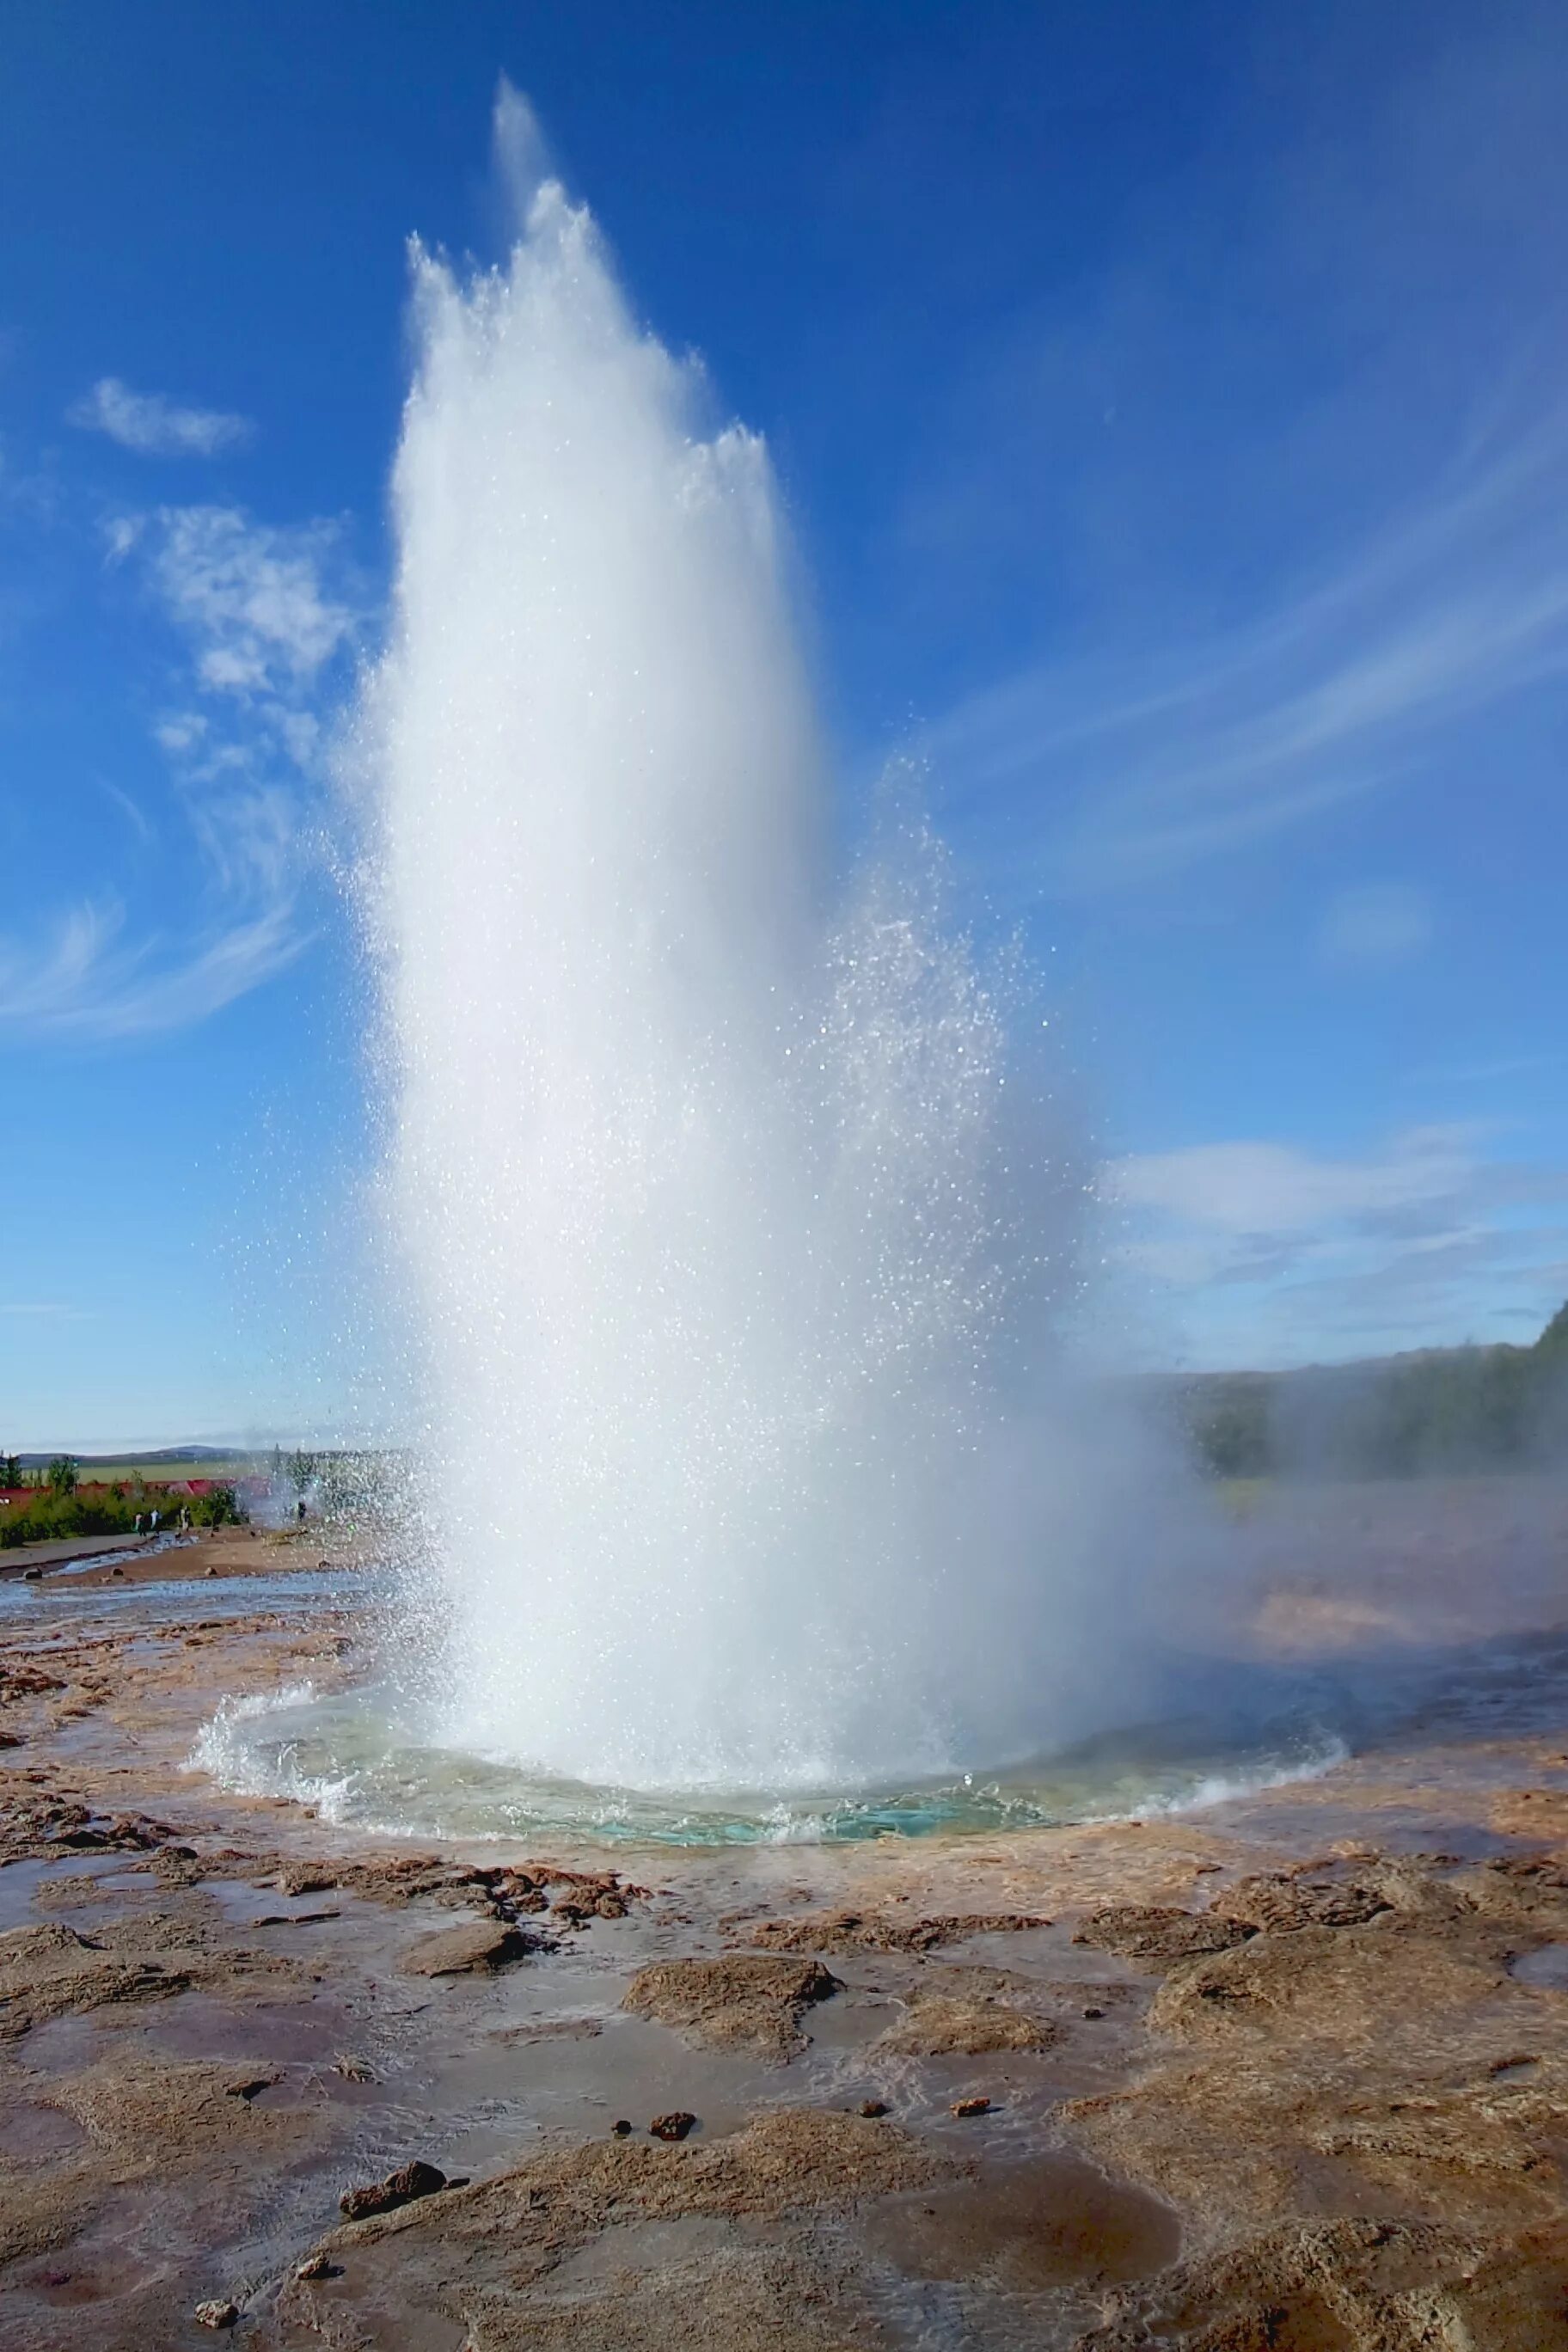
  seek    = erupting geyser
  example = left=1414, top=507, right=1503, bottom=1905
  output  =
left=358, top=89, right=1137, bottom=1798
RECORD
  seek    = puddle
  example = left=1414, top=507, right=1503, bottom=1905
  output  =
left=860, top=2149, right=1182, bottom=2292
left=0, top=2095, right=89, bottom=2159
left=207, top=1877, right=357, bottom=1930
left=547, top=2214, right=745, bottom=2284
left=139, top=1988, right=364, bottom=2067
left=0, top=1853, right=160, bottom=1930
left=1510, top=1942, right=1568, bottom=1989
left=1487, top=2056, right=1540, bottom=2083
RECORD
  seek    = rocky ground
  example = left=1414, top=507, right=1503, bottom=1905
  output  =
left=2, top=1518, right=1568, bottom=2347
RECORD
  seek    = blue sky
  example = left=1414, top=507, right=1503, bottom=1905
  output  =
left=3, top=1, right=1568, bottom=1447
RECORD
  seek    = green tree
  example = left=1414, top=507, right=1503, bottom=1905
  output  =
left=46, top=1455, right=78, bottom=1496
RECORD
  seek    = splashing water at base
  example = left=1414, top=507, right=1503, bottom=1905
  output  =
left=355, top=89, right=1169, bottom=1801
left=191, top=1674, right=1348, bottom=1848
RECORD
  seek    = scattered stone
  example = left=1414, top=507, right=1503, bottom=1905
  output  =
left=110, top=1565, right=125, bottom=1578
left=650, top=2110, right=697, bottom=2141
left=295, top=2253, right=334, bottom=2282
left=400, top=1917, right=533, bottom=1976
left=611, top=2118, right=634, bottom=2135
left=205, top=1565, right=220, bottom=1577
left=22, top=1567, right=41, bottom=1581
left=340, top=2158, right=447, bottom=2220
left=858, top=2098, right=888, bottom=2117
left=951, top=2096, right=991, bottom=2117
left=333, top=2055, right=377, bottom=2082
left=194, top=2300, right=240, bottom=2329
left=1083, top=2006, right=1105, bottom=2020
left=623, top=1953, right=841, bottom=2057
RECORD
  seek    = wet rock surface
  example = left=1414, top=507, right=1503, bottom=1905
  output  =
left=401, top=1916, right=536, bottom=1975
left=750, top=1906, right=1050, bottom=1955
left=340, top=2157, right=449, bottom=2218
left=622, top=1954, right=841, bottom=2056
left=3, top=1504, right=1568, bottom=2348
left=1072, top=1902, right=1259, bottom=1963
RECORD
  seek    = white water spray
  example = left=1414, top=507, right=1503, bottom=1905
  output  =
left=361, top=90, right=1139, bottom=1796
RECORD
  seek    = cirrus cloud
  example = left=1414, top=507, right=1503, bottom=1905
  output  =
left=1107, top=1124, right=1568, bottom=1366
left=69, top=377, right=253, bottom=459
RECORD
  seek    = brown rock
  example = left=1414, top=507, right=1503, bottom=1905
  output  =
left=1215, top=1871, right=1393, bottom=1933
left=279, top=1865, right=337, bottom=1896
left=1491, top=1788, right=1568, bottom=1845
left=751, top=1908, right=1048, bottom=1957
left=401, top=1917, right=532, bottom=1975
left=1078, top=2214, right=1568, bottom=2352
left=879, top=1993, right=1056, bottom=2056
left=650, top=2110, right=697, bottom=2141
left=1072, top=1903, right=1257, bottom=1964
left=340, top=2158, right=447, bottom=2219
left=950, top=2096, right=991, bottom=2117
left=0, top=1919, right=193, bottom=2039
left=194, top=2300, right=239, bottom=2329
left=1149, top=1920, right=1506, bottom=2044
left=623, top=1953, right=841, bottom=2057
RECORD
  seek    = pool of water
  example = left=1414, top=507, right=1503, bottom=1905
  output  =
left=14, top=1542, right=1568, bottom=1852
left=0, top=1564, right=365, bottom=1626
left=187, top=1670, right=1350, bottom=1847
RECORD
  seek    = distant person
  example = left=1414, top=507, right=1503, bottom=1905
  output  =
left=133, top=1512, right=143, bottom=1536
left=297, top=1498, right=306, bottom=1523
left=150, top=1508, right=160, bottom=1534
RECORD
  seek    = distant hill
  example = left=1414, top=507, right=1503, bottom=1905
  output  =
left=15, top=1445, right=250, bottom=1471
left=1178, top=1302, right=1568, bottom=1479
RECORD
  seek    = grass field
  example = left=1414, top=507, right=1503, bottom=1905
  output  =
left=64, top=1459, right=257, bottom=1485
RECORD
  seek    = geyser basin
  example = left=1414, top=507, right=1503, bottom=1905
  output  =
left=192, top=1675, right=1344, bottom=1847
left=358, top=87, right=1164, bottom=1792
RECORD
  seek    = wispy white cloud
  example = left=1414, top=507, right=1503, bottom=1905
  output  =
left=99, top=778, right=155, bottom=844
left=932, top=418, right=1568, bottom=896
left=0, top=895, right=307, bottom=1040
left=1112, top=1125, right=1480, bottom=1241
left=69, top=377, right=253, bottom=459
left=1316, top=881, right=1435, bottom=971
left=143, top=505, right=354, bottom=693
left=1108, top=1124, right=1568, bottom=1365
left=1411, top=1052, right=1560, bottom=1088
left=4, top=505, right=359, bottom=1043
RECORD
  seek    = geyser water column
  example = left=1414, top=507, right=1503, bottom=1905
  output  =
left=362, top=90, right=1126, bottom=1798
